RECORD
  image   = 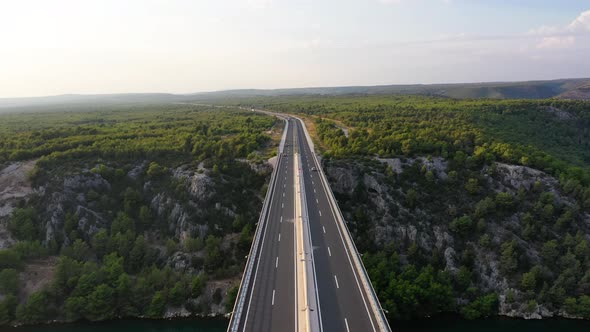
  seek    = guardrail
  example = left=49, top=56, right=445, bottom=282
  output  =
left=227, top=117, right=288, bottom=332
left=294, top=116, right=392, bottom=332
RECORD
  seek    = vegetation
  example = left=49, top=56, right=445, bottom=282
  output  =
left=228, top=95, right=590, bottom=320
left=0, top=104, right=280, bottom=325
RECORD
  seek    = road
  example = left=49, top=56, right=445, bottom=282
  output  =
left=231, top=113, right=388, bottom=332
left=293, top=118, right=382, bottom=332
left=238, top=117, right=298, bottom=332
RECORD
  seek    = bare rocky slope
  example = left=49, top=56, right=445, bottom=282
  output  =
left=324, top=156, right=590, bottom=320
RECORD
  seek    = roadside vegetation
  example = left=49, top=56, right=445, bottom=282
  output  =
left=0, top=105, right=279, bottom=325
left=226, top=95, right=590, bottom=320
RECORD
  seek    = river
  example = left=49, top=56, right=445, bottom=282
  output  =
left=2, top=316, right=589, bottom=332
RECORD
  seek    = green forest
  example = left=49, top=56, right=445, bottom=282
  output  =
left=226, top=95, right=590, bottom=320
left=1, top=96, right=590, bottom=326
left=0, top=105, right=279, bottom=325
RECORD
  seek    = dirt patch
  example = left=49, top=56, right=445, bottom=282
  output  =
left=18, top=256, right=59, bottom=301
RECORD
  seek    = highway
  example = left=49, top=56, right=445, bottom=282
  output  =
left=236, top=117, right=298, bottom=332
left=229, top=112, right=390, bottom=332
left=294, top=119, right=383, bottom=332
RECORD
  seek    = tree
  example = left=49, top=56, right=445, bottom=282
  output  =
left=0, top=295, right=17, bottom=324
left=91, top=229, right=109, bottom=259
left=0, top=269, right=19, bottom=295
left=146, top=291, right=166, bottom=318
left=226, top=286, right=239, bottom=312
left=169, top=281, right=186, bottom=307
left=541, top=240, right=560, bottom=264
left=129, top=235, right=147, bottom=273
left=165, top=238, right=177, bottom=256
left=101, top=253, right=124, bottom=286
left=0, top=250, right=21, bottom=269
left=460, top=293, right=498, bottom=319
left=474, top=197, right=496, bottom=218
left=450, top=215, right=473, bottom=236
left=204, top=236, right=222, bottom=273
left=456, top=266, right=472, bottom=291
left=500, top=240, right=518, bottom=275
left=62, top=239, right=91, bottom=261
left=495, top=192, right=514, bottom=210
left=8, top=208, right=38, bottom=241
left=115, top=273, right=137, bottom=317
left=17, top=291, right=49, bottom=324
left=405, top=188, right=417, bottom=208
left=464, top=178, right=480, bottom=195
left=146, top=162, right=166, bottom=179
left=111, top=212, right=135, bottom=235
left=64, top=296, right=86, bottom=321
left=190, top=274, right=206, bottom=298
left=521, top=265, right=541, bottom=291
left=138, top=205, right=152, bottom=228
left=85, top=284, right=115, bottom=321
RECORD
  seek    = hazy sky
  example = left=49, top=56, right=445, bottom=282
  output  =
left=1, top=0, right=589, bottom=98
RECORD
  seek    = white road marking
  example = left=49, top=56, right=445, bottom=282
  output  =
left=282, top=203, right=284, bottom=208
left=283, top=192, right=285, bottom=197
left=323, top=226, right=326, bottom=234
left=344, top=318, right=350, bottom=332
left=276, top=257, right=279, bottom=268
left=272, top=289, right=276, bottom=306
left=278, top=233, right=281, bottom=242
left=328, top=246, right=332, bottom=256
left=316, top=198, right=319, bottom=204
left=280, top=216, right=283, bottom=223
left=312, top=181, right=314, bottom=185
left=314, top=188, right=316, bottom=193
left=334, top=275, right=340, bottom=289
left=319, top=210, right=322, bottom=217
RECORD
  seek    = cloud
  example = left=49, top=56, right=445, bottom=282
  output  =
left=568, top=10, right=590, bottom=32
left=536, top=36, right=576, bottom=49
left=528, top=10, right=590, bottom=50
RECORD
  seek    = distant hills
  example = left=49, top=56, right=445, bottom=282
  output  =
left=191, top=78, right=590, bottom=100
left=1, top=78, right=589, bottom=111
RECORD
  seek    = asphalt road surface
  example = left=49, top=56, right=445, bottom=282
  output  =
left=294, top=119, right=380, bottom=332
left=238, top=116, right=382, bottom=332
left=240, top=118, right=297, bottom=332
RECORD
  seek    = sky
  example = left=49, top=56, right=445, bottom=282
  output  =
left=0, top=0, right=589, bottom=98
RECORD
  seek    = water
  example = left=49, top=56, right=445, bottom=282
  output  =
left=1, top=317, right=589, bottom=332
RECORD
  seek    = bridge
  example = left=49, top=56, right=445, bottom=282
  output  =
left=227, top=113, right=391, bottom=332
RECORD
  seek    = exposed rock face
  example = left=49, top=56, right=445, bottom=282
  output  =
left=127, top=161, right=148, bottom=180
left=173, top=166, right=214, bottom=201
left=63, top=174, right=111, bottom=193
left=324, top=156, right=586, bottom=319
left=0, top=160, right=37, bottom=248
left=493, top=162, right=557, bottom=192
left=541, top=106, right=577, bottom=121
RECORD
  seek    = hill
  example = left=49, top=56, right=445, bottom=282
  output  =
left=1, top=78, right=589, bottom=112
